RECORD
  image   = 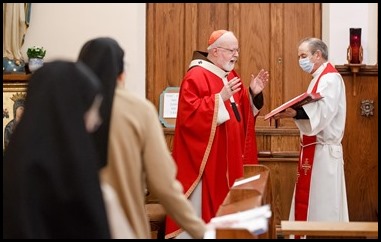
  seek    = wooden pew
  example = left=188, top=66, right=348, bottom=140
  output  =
left=243, top=164, right=276, bottom=239
left=214, top=164, right=276, bottom=239
left=145, top=164, right=275, bottom=239
left=279, top=220, right=378, bottom=239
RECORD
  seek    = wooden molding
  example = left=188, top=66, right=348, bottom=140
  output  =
left=335, top=64, right=378, bottom=76
left=3, top=73, right=31, bottom=82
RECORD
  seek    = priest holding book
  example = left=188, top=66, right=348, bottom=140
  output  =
left=273, top=37, right=349, bottom=233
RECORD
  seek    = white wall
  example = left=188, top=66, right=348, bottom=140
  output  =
left=22, top=3, right=146, bottom=97
left=322, top=3, right=378, bottom=65
left=21, top=3, right=377, bottom=98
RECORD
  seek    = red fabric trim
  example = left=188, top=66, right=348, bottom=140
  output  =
left=311, top=63, right=338, bottom=93
left=295, top=135, right=317, bottom=221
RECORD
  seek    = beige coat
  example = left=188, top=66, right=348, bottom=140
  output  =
left=100, top=87, right=206, bottom=239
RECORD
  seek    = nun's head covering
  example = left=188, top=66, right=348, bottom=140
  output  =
left=3, top=61, right=111, bottom=239
left=78, top=37, right=124, bottom=168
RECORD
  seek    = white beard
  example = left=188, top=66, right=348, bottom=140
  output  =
left=223, top=61, right=235, bottom=72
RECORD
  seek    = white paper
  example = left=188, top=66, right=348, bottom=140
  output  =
left=163, top=92, right=179, bottom=118
left=203, top=229, right=216, bottom=239
left=233, top=174, right=260, bottom=187
left=206, top=204, right=272, bottom=237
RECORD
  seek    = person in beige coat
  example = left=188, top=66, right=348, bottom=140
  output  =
left=78, top=37, right=207, bottom=239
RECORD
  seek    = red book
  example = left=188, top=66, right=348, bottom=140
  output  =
left=264, top=92, right=323, bottom=120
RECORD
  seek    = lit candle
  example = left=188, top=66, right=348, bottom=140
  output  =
left=349, top=28, right=362, bottom=64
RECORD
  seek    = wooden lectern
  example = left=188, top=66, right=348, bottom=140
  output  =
left=214, top=164, right=276, bottom=239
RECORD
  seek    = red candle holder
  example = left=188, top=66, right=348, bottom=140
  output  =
left=347, top=28, right=363, bottom=64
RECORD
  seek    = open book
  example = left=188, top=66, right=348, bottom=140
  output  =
left=264, top=92, right=323, bottom=120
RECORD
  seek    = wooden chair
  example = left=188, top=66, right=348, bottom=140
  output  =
left=145, top=190, right=166, bottom=239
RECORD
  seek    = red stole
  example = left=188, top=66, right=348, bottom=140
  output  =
left=294, top=63, right=338, bottom=222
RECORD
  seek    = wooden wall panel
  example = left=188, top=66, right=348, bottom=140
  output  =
left=256, top=128, right=299, bottom=226
left=146, top=3, right=233, bottom=107
left=235, top=3, right=271, bottom=85
left=283, top=4, right=318, bottom=101
left=339, top=67, right=378, bottom=222
left=146, top=3, right=187, bottom=108
left=261, top=159, right=298, bottom=225
left=266, top=3, right=322, bottom=127
left=256, top=128, right=299, bottom=154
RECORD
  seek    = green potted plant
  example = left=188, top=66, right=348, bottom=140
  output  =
left=27, top=46, right=46, bottom=72
left=27, top=46, right=46, bottom=59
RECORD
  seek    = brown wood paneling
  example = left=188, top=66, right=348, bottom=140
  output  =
left=340, top=67, right=378, bottom=222
left=261, top=159, right=298, bottom=225
left=195, top=3, right=229, bottom=47
left=271, top=3, right=322, bottom=129
left=269, top=3, right=284, bottom=128
left=256, top=127, right=300, bottom=154
left=236, top=3, right=271, bottom=84
left=146, top=3, right=187, bottom=107
left=183, top=4, right=198, bottom=71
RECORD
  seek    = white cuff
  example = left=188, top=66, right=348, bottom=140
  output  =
left=217, top=94, right=230, bottom=125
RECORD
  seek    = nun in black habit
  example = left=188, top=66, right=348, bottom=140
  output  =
left=3, top=61, right=111, bottom=239
left=77, top=37, right=123, bottom=168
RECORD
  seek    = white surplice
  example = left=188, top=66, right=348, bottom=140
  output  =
left=289, top=62, right=349, bottom=222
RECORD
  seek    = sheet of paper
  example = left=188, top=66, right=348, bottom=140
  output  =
left=163, top=92, right=179, bottom=118
left=208, top=204, right=272, bottom=236
left=203, top=229, right=216, bottom=239
left=233, top=174, right=260, bottom=187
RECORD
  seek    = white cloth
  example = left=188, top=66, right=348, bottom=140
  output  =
left=289, top=62, right=349, bottom=222
left=101, top=182, right=137, bottom=239
left=175, top=181, right=203, bottom=239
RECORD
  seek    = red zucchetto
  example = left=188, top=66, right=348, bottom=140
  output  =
left=208, top=29, right=228, bottom=46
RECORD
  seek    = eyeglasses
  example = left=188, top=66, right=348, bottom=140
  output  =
left=216, top=46, right=240, bottom=55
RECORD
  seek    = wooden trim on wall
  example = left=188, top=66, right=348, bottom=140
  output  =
left=335, top=64, right=378, bottom=76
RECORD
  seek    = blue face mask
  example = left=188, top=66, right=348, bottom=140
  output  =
left=299, top=57, right=314, bottom=73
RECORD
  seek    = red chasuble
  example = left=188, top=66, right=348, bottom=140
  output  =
left=165, top=62, right=259, bottom=238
